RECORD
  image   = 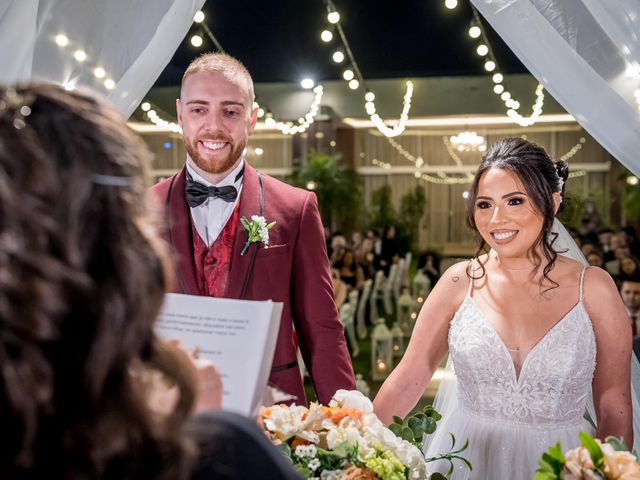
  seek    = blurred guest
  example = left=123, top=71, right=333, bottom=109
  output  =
left=328, top=230, right=347, bottom=265
left=605, top=245, right=632, bottom=277
left=334, top=248, right=365, bottom=292
left=0, top=84, right=299, bottom=480
left=598, top=228, right=615, bottom=262
left=621, top=279, right=640, bottom=335
left=586, top=250, right=605, bottom=268
left=355, top=237, right=376, bottom=280
left=580, top=199, right=602, bottom=234
left=418, top=251, right=441, bottom=287
left=351, top=231, right=363, bottom=251
left=623, top=226, right=640, bottom=258
left=580, top=242, right=597, bottom=257
left=331, top=268, right=348, bottom=309
left=378, top=225, right=400, bottom=275
left=619, top=255, right=640, bottom=283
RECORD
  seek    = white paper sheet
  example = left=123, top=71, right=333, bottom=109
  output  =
left=157, top=293, right=283, bottom=416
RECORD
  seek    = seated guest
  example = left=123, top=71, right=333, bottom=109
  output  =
left=621, top=278, right=640, bottom=336
left=586, top=250, right=605, bottom=268
left=418, top=251, right=441, bottom=287
left=0, top=84, right=299, bottom=480
left=355, top=237, right=376, bottom=280
left=619, top=254, right=640, bottom=284
left=334, top=248, right=365, bottom=291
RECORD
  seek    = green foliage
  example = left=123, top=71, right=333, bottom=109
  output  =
left=399, top=185, right=427, bottom=251
left=287, top=150, right=362, bottom=231
left=388, top=405, right=470, bottom=478
left=534, top=442, right=565, bottom=480
left=370, top=184, right=396, bottom=228
left=557, top=190, right=585, bottom=232
left=388, top=405, right=442, bottom=449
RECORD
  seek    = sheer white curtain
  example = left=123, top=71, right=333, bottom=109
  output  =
left=0, top=0, right=205, bottom=116
left=470, top=0, right=640, bottom=176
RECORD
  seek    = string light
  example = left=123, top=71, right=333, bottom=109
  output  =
left=190, top=34, right=203, bottom=47
left=332, top=50, right=345, bottom=63
left=73, top=50, right=87, bottom=62
left=448, top=2, right=546, bottom=127
left=368, top=81, right=414, bottom=137
left=193, top=10, right=205, bottom=23
left=445, top=0, right=458, bottom=9
left=260, top=85, right=324, bottom=135
left=55, top=34, right=69, bottom=47
left=321, top=29, right=333, bottom=42
left=320, top=0, right=415, bottom=138
left=301, top=78, right=315, bottom=89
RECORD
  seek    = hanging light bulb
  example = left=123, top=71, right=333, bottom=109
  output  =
left=476, top=44, right=488, bottom=56
left=320, top=30, right=333, bottom=42
left=193, top=10, right=205, bottom=23
left=190, top=34, right=203, bottom=47
left=365, top=91, right=375, bottom=102
left=492, top=73, right=503, bottom=83
left=348, top=79, right=359, bottom=90
left=445, top=0, right=458, bottom=9
left=301, top=78, right=315, bottom=89
left=343, top=69, right=354, bottom=81
left=484, top=60, right=496, bottom=71
left=332, top=50, right=345, bottom=63
left=55, top=34, right=69, bottom=47
left=327, top=11, right=340, bottom=24
left=493, top=84, right=504, bottom=94
left=468, top=26, right=481, bottom=38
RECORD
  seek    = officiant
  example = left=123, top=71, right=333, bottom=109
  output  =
left=151, top=52, right=355, bottom=405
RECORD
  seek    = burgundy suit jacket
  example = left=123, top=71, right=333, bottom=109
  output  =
left=150, top=164, right=355, bottom=405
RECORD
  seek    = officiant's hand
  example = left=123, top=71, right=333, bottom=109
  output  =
left=170, top=340, right=223, bottom=413
left=144, top=340, right=223, bottom=415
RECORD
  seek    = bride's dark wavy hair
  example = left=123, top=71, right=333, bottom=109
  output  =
left=465, top=137, right=569, bottom=291
left=0, top=84, right=196, bottom=479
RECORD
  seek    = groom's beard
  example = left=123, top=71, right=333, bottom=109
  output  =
left=183, top=133, right=246, bottom=175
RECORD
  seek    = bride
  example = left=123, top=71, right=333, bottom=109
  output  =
left=373, top=137, right=634, bottom=478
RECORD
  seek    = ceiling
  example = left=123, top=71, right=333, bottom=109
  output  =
left=155, top=0, right=529, bottom=86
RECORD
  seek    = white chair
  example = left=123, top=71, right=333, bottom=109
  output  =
left=382, top=264, right=398, bottom=315
left=356, top=278, right=372, bottom=339
left=412, top=270, right=431, bottom=300
left=392, top=258, right=405, bottom=300
left=369, top=270, right=386, bottom=326
left=339, top=290, right=360, bottom=357
left=397, top=289, right=417, bottom=337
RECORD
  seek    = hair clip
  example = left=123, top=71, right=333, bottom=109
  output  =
left=0, top=87, right=35, bottom=130
left=93, top=174, right=131, bottom=187
left=557, top=177, right=565, bottom=193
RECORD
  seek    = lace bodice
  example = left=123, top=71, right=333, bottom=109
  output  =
left=448, top=268, right=596, bottom=428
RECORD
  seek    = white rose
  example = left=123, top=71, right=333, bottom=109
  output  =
left=330, top=389, right=374, bottom=414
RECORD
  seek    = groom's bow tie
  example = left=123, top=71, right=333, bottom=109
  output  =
left=185, top=166, right=244, bottom=208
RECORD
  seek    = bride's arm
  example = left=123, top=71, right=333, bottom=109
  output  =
left=584, top=267, right=633, bottom=446
left=373, top=261, right=469, bottom=425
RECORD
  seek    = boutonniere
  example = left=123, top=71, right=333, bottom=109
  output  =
left=240, top=215, right=276, bottom=255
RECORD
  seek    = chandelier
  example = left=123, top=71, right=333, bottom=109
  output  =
left=449, top=131, right=487, bottom=152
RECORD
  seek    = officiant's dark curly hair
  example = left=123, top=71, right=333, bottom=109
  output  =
left=465, top=137, right=569, bottom=291
left=0, top=84, right=197, bottom=478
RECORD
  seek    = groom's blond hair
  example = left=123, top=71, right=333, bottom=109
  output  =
left=181, top=52, right=255, bottom=103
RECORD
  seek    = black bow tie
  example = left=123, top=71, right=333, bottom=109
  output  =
left=185, top=166, right=244, bottom=208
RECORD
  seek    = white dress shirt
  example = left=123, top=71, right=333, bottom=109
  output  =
left=186, top=159, right=244, bottom=247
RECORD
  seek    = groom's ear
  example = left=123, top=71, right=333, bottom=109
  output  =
left=552, top=192, right=561, bottom=214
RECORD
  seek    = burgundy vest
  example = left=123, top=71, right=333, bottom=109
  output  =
left=192, top=202, right=241, bottom=297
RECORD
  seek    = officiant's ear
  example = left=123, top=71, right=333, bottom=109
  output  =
left=552, top=192, right=562, bottom=215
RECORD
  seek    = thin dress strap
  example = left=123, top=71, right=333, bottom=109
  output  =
left=467, top=259, right=475, bottom=297
left=578, top=265, right=588, bottom=303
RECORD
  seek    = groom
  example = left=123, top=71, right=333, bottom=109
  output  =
left=151, top=53, right=355, bottom=404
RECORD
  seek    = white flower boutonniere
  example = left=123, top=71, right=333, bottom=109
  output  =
left=240, top=215, right=276, bottom=255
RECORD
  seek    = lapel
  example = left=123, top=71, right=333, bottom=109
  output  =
left=166, top=167, right=200, bottom=295
left=226, top=163, right=262, bottom=299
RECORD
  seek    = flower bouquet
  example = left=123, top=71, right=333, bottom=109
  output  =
left=259, top=390, right=469, bottom=480
left=535, top=432, right=640, bottom=479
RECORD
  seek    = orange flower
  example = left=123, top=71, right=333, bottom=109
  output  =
left=321, top=406, right=364, bottom=424
left=290, top=437, right=310, bottom=450
left=343, top=466, right=378, bottom=480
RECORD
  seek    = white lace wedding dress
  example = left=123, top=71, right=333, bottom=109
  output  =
left=424, top=266, right=596, bottom=479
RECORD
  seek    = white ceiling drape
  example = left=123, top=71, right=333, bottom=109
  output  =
left=0, top=0, right=205, bottom=117
left=470, top=0, right=640, bottom=176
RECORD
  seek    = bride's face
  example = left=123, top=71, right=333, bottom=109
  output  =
left=473, top=168, right=544, bottom=258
